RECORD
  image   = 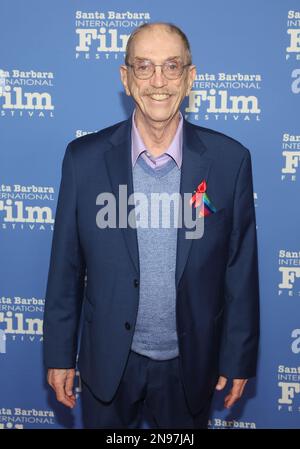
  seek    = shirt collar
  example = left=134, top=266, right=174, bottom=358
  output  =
left=131, top=109, right=183, bottom=168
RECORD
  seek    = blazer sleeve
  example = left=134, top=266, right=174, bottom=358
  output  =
left=219, top=149, right=260, bottom=379
left=43, top=143, right=86, bottom=369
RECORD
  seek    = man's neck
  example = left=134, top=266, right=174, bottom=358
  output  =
left=134, top=110, right=181, bottom=157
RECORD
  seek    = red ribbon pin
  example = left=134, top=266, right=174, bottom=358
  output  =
left=189, top=180, right=207, bottom=208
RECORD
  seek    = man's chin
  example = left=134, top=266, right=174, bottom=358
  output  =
left=144, top=110, right=177, bottom=124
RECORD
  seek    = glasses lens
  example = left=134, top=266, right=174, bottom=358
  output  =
left=133, top=61, right=153, bottom=79
left=163, top=61, right=183, bottom=79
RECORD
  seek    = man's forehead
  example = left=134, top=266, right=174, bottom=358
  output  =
left=131, top=27, right=185, bottom=59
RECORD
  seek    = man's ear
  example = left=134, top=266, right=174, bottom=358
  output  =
left=120, top=65, right=131, bottom=96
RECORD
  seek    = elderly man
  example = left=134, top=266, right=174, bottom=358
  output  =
left=43, top=22, right=259, bottom=429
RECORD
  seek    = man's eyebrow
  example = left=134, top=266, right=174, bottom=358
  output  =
left=133, top=57, right=151, bottom=61
left=133, top=56, right=182, bottom=62
left=165, top=56, right=181, bottom=61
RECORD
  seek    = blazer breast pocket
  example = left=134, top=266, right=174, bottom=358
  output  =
left=202, top=208, right=227, bottom=231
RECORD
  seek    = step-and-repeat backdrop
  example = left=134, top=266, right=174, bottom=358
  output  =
left=0, top=0, right=299, bottom=429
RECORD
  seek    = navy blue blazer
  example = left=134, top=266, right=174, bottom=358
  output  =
left=43, top=116, right=259, bottom=415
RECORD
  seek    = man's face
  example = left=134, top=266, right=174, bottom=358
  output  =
left=120, top=26, right=196, bottom=124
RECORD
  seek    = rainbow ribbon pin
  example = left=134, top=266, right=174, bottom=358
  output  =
left=189, top=180, right=217, bottom=217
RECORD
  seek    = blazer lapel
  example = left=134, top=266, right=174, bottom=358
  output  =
left=175, top=120, right=212, bottom=288
left=104, top=117, right=140, bottom=275
left=104, top=116, right=212, bottom=285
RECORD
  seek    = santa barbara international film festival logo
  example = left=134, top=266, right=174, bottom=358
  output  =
left=281, top=133, right=300, bottom=181
left=277, top=332, right=300, bottom=413
left=0, top=380, right=81, bottom=428
left=278, top=250, right=300, bottom=298
left=0, top=184, right=55, bottom=232
left=0, top=295, right=44, bottom=350
left=286, top=10, right=300, bottom=61
left=185, top=72, right=261, bottom=122
left=0, top=375, right=81, bottom=429
left=75, top=9, right=150, bottom=61
left=0, top=69, right=54, bottom=119
left=0, top=407, right=55, bottom=429
left=207, top=418, right=256, bottom=429
left=0, top=408, right=54, bottom=429
left=286, top=10, right=300, bottom=94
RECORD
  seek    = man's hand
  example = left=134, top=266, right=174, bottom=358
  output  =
left=215, top=376, right=248, bottom=409
left=47, top=368, right=76, bottom=408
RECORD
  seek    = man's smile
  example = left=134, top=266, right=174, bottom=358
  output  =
left=147, top=93, right=172, bottom=101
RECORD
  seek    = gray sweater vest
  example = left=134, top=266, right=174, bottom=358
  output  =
left=131, top=156, right=181, bottom=360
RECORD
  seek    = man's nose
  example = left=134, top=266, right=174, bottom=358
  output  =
left=150, top=66, right=168, bottom=88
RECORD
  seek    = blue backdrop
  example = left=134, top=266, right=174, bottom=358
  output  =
left=0, top=0, right=300, bottom=429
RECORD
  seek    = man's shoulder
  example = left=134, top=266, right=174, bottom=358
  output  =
left=186, top=120, right=251, bottom=161
left=68, top=120, right=127, bottom=151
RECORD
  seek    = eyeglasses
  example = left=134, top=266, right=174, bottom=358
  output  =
left=126, top=59, right=191, bottom=80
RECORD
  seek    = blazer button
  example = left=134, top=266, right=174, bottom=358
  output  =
left=134, top=279, right=139, bottom=287
left=125, top=322, right=131, bottom=330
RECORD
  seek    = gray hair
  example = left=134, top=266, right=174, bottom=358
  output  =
left=125, top=22, right=192, bottom=65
